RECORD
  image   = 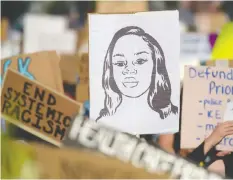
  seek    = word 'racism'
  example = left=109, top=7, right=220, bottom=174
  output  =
left=2, top=81, right=72, bottom=140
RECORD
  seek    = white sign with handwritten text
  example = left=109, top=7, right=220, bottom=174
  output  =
left=181, top=66, right=233, bottom=151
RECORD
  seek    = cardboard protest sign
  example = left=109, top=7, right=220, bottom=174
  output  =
left=60, top=54, right=79, bottom=84
left=181, top=66, right=233, bottom=151
left=76, top=53, right=89, bottom=102
left=1, top=18, right=8, bottom=41
left=1, top=69, right=82, bottom=146
left=63, top=115, right=223, bottom=179
left=23, top=14, right=68, bottom=53
left=2, top=137, right=168, bottom=179
left=96, top=1, right=148, bottom=13
left=77, top=22, right=88, bottom=54
left=1, top=51, right=64, bottom=93
left=89, top=11, right=180, bottom=134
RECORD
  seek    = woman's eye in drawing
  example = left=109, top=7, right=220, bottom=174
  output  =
left=135, top=58, right=148, bottom=65
left=113, top=61, right=126, bottom=67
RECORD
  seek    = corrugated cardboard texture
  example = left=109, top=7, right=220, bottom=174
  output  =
left=1, top=69, right=82, bottom=146
left=32, top=143, right=168, bottom=179
left=1, top=51, right=64, bottom=93
left=76, top=53, right=89, bottom=102
left=1, top=18, right=8, bottom=41
left=60, top=54, right=79, bottom=84
left=96, top=1, right=148, bottom=13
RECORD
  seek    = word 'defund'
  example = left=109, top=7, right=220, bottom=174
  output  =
left=1, top=69, right=81, bottom=145
left=182, top=66, right=233, bottom=151
left=63, top=116, right=222, bottom=179
left=189, top=67, right=233, bottom=95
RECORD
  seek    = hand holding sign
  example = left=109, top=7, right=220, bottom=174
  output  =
left=205, top=121, right=233, bottom=153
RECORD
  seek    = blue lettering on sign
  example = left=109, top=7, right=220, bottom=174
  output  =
left=190, top=67, right=233, bottom=80
left=209, top=81, right=233, bottom=95
left=220, top=137, right=233, bottom=146
left=205, top=124, right=215, bottom=131
left=230, top=138, right=233, bottom=146
left=207, top=110, right=213, bottom=118
left=198, top=71, right=204, bottom=78
left=189, top=67, right=197, bottom=78
left=203, top=98, right=222, bottom=109
left=207, top=110, right=222, bottom=119
left=0, top=60, right=11, bottom=86
left=215, top=110, right=221, bottom=119
left=0, top=57, right=35, bottom=86
left=17, top=58, right=35, bottom=80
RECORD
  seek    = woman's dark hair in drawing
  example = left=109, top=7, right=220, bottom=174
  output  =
left=96, top=26, right=178, bottom=121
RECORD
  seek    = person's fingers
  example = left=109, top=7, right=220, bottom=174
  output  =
left=225, top=130, right=233, bottom=135
left=223, top=125, right=233, bottom=131
left=222, top=130, right=233, bottom=137
left=224, top=126, right=233, bottom=131
left=224, top=126, right=233, bottom=130
left=216, top=151, right=231, bottom=157
left=223, top=121, right=233, bottom=126
left=223, top=122, right=233, bottom=127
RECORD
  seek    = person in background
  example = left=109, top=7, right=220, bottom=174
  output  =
left=179, top=1, right=196, bottom=30
left=194, top=1, right=229, bottom=33
left=187, top=121, right=233, bottom=178
left=222, top=1, right=233, bottom=20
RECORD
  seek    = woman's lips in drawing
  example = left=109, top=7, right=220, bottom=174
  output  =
left=122, top=77, right=139, bottom=88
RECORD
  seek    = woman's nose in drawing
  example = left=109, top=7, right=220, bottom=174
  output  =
left=122, top=65, right=137, bottom=75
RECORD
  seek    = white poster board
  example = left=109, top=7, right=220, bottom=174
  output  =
left=23, top=14, right=68, bottom=53
left=180, top=33, right=212, bottom=60
left=1, top=41, right=21, bottom=59
left=37, top=31, right=77, bottom=54
left=89, top=11, right=180, bottom=135
left=181, top=66, right=233, bottom=151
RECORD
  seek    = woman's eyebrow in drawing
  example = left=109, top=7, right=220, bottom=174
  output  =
left=113, top=53, right=125, bottom=57
left=134, top=51, right=149, bottom=55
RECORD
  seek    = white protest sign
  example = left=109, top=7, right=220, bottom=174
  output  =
left=223, top=99, right=233, bottom=122
left=181, top=66, right=233, bottom=151
left=180, top=33, right=211, bottom=60
left=89, top=11, right=180, bottom=135
left=23, top=14, right=68, bottom=53
left=1, top=41, right=21, bottom=59
left=37, top=31, right=77, bottom=54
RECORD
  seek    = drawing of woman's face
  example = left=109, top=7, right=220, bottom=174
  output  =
left=112, top=35, right=153, bottom=98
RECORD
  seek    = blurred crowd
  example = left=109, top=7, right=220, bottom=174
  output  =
left=1, top=1, right=233, bottom=33
left=1, top=1, right=233, bottom=179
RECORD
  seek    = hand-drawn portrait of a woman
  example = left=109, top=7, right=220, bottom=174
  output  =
left=96, top=26, right=178, bottom=122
